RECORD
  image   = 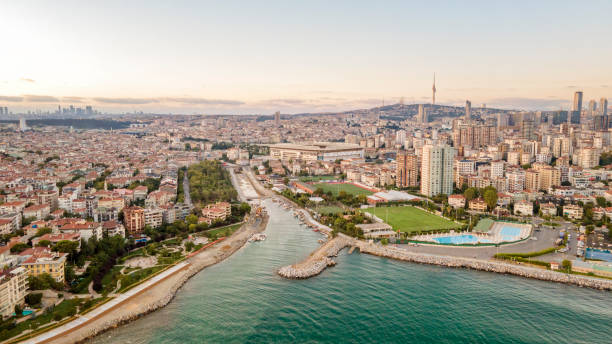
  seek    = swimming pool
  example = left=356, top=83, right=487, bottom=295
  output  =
left=12, top=309, right=34, bottom=316
left=499, top=225, right=522, bottom=242
left=433, top=235, right=492, bottom=245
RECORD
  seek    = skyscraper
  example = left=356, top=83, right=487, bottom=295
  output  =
left=420, top=144, right=455, bottom=197
left=519, top=119, right=534, bottom=140
left=601, top=98, right=608, bottom=116
left=465, top=100, right=471, bottom=120
left=572, top=91, right=583, bottom=115
left=274, top=111, right=280, bottom=126
left=19, top=118, right=27, bottom=131
left=588, top=99, right=597, bottom=116
left=396, top=151, right=418, bottom=188
left=417, top=104, right=428, bottom=123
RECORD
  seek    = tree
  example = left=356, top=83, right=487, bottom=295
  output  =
left=483, top=189, right=498, bottom=210
left=596, top=196, right=607, bottom=208
left=27, top=273, right=64, bottom=291
left=464, top=188, right=477, bottom=202
left=185, top=214, right=199, bottom=225
left=37, top=240, right=51, bottom=247
left=10, top=243, right=30, bottom=254
left=561, top=259, right=572, bottom=272
left=53, top=240, right=79, bottom=257
left=25, top=293, right=43, bottom=306
left=14, top=305, right=22, bottom=317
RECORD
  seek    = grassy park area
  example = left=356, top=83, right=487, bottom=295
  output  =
left=298, top=175, right=339, bottom=182
left=362, top=206, right=459, bottom=233
left=313, top=182, right=374, bottom=196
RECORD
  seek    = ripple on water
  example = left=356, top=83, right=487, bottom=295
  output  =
left=88, top=200, right=612, bottom=344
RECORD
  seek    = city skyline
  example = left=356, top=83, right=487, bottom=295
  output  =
left=1, top=1, right=611, bottom=114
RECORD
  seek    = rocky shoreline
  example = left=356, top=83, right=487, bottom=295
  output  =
left=278, top=236, right=612, bottom=291
left=277, top=234, right=352, bottom=279
left=44, top=214, right=270, bottom=344
left=357, top=242, right=612, bottom=291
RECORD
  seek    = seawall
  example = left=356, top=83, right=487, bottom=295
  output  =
left=27, top=213, right=269, bottom=344
left=277, top=236, right=612, bottom=291
left=277, top=234, right=353, bottom=279
left=356, top=242, right=612, bottom=291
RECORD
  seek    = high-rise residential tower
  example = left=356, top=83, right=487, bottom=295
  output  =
left=588, top=99, right=597, bottom=116
left=573, top=91, right=583, bottom=113
left=601, top=98, right=608, bottom=116
left=417, top=104, right=428, bottom=123
left=465, top=100, right=471, bottom=120
left=420, top=144, right=455, bottom=197
left=396, top=151, right=418, bottom=188
left=274, top=111, right=280, bottom=126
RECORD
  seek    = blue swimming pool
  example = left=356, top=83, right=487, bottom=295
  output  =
left=12, top=309, right=34, bottom=316
left=433, top=235, right=492, bottom=245
left=586, top=248, right=612, bottom=262
left=499, top=225, right=522, bottom=242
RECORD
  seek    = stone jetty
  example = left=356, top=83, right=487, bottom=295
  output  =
left=355, top=241, right=612, bottom=291
left=278, top=235, right=612, bottom=291
left=277, top=234, right=353, bottom=279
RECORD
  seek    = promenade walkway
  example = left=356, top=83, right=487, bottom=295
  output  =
left=24, top=261, right=189, bottom=344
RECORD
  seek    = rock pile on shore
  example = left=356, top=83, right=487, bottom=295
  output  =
left=356, top=242, right=612, bottom=291
left=277, top=234, right=353, bottom=279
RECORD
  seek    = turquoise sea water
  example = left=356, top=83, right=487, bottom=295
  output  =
left=89, top=200, right=612, bottom=344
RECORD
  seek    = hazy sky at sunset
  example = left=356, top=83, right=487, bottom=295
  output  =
left=1, top=0, right=611, bottom=114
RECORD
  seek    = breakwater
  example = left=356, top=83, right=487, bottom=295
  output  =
left=277, top=234, right=353, bottom=279
left=278, top=236, right=612, bottom=291
left=356, top=242, right=612, bottom=291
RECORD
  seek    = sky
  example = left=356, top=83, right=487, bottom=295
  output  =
left=0, top=0, right=611, bottom=114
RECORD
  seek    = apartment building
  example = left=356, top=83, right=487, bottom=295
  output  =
left=0, top=267, right=28, bottom=317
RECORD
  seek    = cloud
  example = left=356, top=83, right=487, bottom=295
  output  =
left=24, top=95, right=59, bottom=102
left=61, top=96, right=85, bottom=103
left=162, top=97, right=244, bottom=105
left=0, top=96, right=24, bottom=102
left=92, top=97, right=159, bottom=105
left=20, top=78, right=35, bottom=83
left=486, top=97, right=569, bottom=110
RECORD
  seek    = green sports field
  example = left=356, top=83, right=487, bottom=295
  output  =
left=312, top=182, right=374, bottom=196
left=362, top=206, right=459, bottom=233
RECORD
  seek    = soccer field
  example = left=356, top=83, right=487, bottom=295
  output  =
left=312, top=182, right=374, bottom=196
left=362, top=206, right=459, bottom=233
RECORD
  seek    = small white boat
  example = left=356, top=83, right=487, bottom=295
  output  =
left=248, top=233, right=267, bottom=242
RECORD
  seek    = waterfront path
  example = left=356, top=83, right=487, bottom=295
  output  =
left=24, top=262, right=190, bottom=344
left=29, top=213, right=268, bottom=344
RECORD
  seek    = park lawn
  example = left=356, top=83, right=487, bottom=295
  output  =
left=205, top=223, right=242, bottom=237
left=313, top=205, right=345, bottom=215
left=362, top=206, right=459, bottom=233
left=298, top=175, right=339, bottom=182
left=313, top=182, right=373, bottom=196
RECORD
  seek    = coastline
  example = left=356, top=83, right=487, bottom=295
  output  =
left=25, top=213, right=269, bottom=344
left=278, top=235, right=612, bottom=291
